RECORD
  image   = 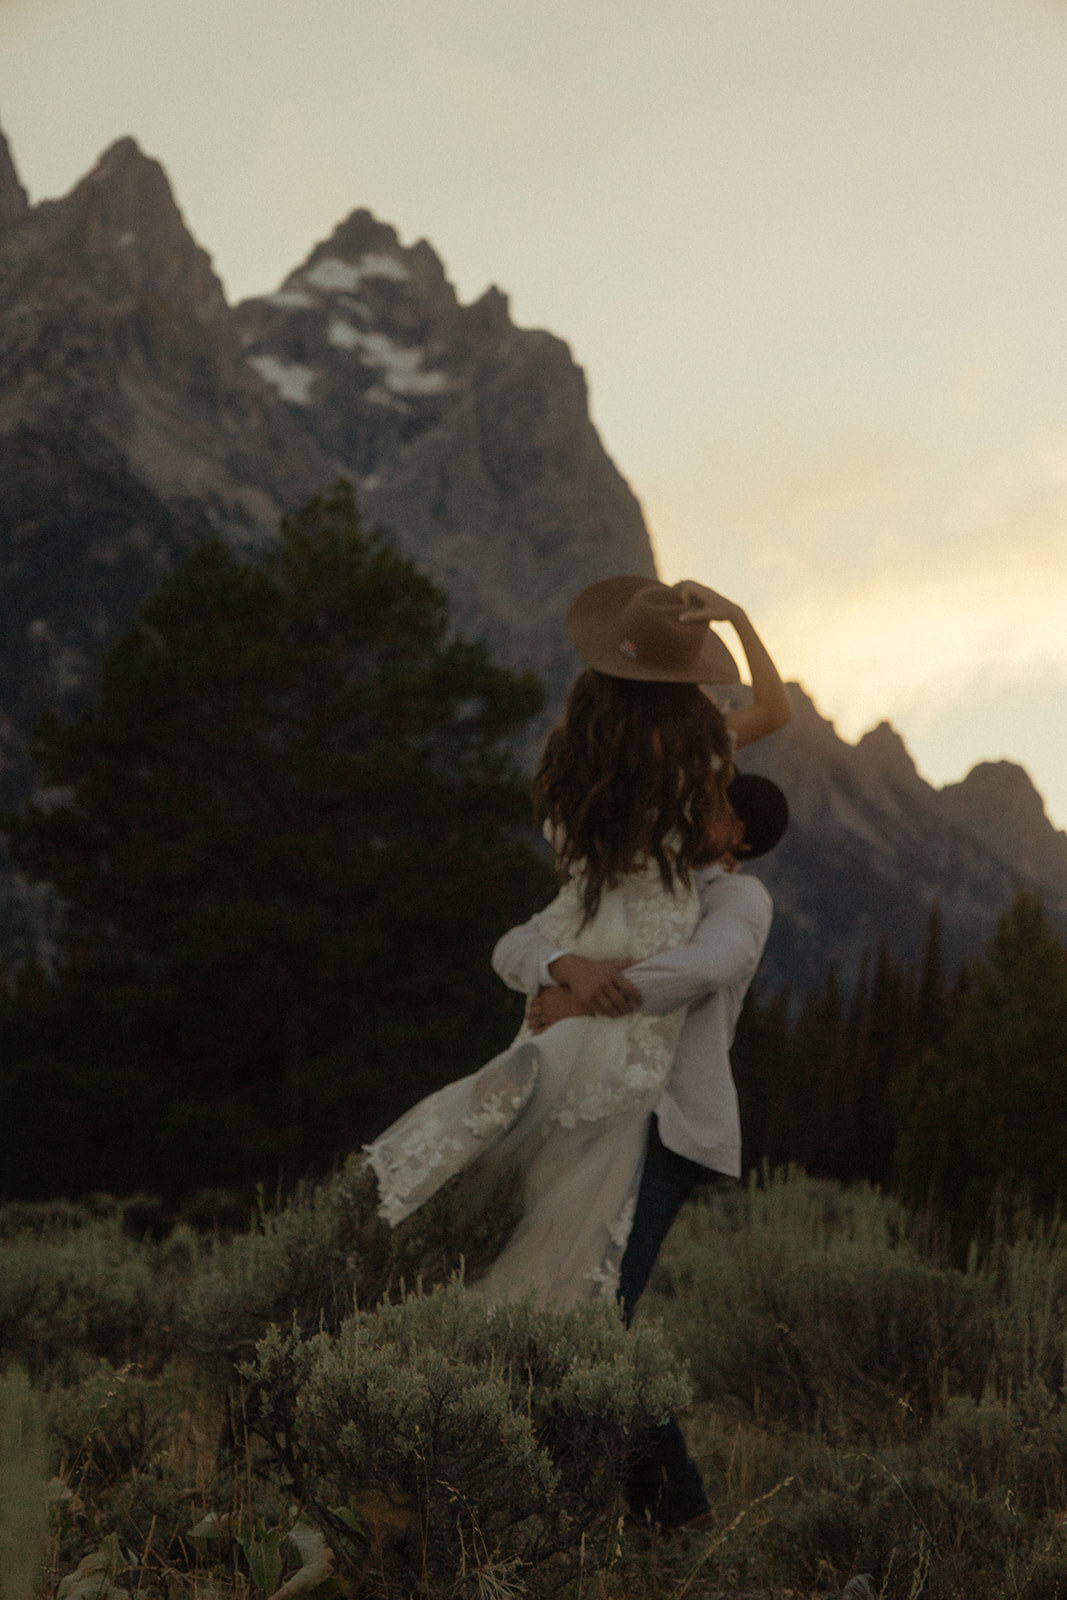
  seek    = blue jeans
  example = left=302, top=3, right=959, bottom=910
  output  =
left=618, top=1116, right=720, bottom=1527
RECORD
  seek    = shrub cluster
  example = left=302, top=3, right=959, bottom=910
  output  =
left=651, top=1168, right=994, bottom=1440
left=0, top=1156, right=524, bottom=1385
left=640, top=1167, right=1067, bottom=1599
left=249, top=1281, right=685, bottom=1597
left=0, top=1164, right=682, bottom=1600
left=20, top=1165, right=1067, bottom=1598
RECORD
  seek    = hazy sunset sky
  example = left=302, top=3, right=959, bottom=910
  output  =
left=2, top=0, right=1067, bottom=822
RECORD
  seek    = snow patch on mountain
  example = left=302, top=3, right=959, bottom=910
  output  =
left=247, top=354, right=316, bottom=404
left=326, top=322, right=446, bottom=395
left=305, top=252, right=410, bottom=294
left=365, top=384, right=412, bottom=412
left=326, top=318, right=362, bottom=350
left=263, top=290, right=315, bottom=310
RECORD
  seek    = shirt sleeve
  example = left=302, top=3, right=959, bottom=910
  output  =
left=491, top=917, right=563, bottom=996
left=626, top=876, right=772, bottom=1016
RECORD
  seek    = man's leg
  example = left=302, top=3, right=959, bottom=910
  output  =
left=619, top=1117, right=715, bottom=1529
left=618, top=1116, right=707, bottom=1323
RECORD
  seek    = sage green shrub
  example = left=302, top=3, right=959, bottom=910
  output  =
left=757, top=1462, right=1025, bottom=1600
left=0, top=1205, right=164, bottom=1381
left=249, top=1279, right=686, bottom=1598
left=916, top=1391, right=1067, bottom=1517
left=646, top=1168, right=995, bottom=1439
left=179, top=1156, right=522, bottom=1368
left=0, top=1156, right=518, bottom=1390
left=983, top=1218, right=1067, bottom=1397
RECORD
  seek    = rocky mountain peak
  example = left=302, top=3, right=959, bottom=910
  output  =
left=0, top=132, right=237, bottom=441
left=0, top=127, right=28, bottom=229
left=464, top=285, right=512, bottom=340
left=738, top=699, right=1067, bottom=991
left=49, top=137, right=227, bottom=319
left=777, top=683, right=845, bottom=748
left=0, top=125, right=651, bottom=792
left=234, top=205, right=654, bottom=717
left=945, top=759, right=1047, bottom=822
left=855, top=719, right=926, bottom=792
left=938, top=761, right=1067, bottom=897
left=0, top=128, right=327, bottom=522
left=290, top=208, right=455, bottom=308
left=0, top=130, right=330, bottom=748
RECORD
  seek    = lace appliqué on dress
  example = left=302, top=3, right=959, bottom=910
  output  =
left=366, top=1042, right=541, bottom=1227
left=366, top=1110, right=467, bottom=1228
left=462, top=1043, right=541, bottom=1138
left=584, top=1193, right=639, bottom=1300
left=536, top=863, right=699, bottom=1132
left=368, top=858, right=700, bottom=1304
left=555, top=1012, right=680, bottom=1127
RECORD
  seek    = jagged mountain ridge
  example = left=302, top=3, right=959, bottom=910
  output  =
left=0, top=130, right=652, bottom=753
left=233, top=207, right=654, bottom=710
left=739, top=688, right=1067, bottom=992
left=0, top=123, right=1064, bottom=992
left=0, top=135, right=329, bottom=759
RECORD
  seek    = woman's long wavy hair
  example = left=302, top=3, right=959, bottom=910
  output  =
left=534, top=669, right=735, bottom=922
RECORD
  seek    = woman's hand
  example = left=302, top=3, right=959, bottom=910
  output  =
left=672, top=581, right=746, bottom=628
left=672, top=579, right=793, bottom=749
left=527, top=985, right=590, bottom=1033
left=546, top=953, right=641, bottom=1017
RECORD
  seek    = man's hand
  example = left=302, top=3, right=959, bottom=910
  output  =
left=547, top=953, right=641, bottom=1017
left=527, top=984, right=590, bottom=1033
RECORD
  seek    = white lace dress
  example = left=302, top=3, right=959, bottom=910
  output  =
left=364, top=862, right=699, bottom=1309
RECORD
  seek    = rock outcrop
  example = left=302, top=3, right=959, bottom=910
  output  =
left=937, top=761, right=1067, bottom=900
left=0, top=129, right=28, bottom=228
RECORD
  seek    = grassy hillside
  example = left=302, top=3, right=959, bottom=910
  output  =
left=5, top=1167, right=1067, bottom=1599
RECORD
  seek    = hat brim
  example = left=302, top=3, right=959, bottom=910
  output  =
left=566, top=575, right=741, bottom=685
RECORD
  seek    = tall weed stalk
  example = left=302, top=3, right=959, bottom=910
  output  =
left=0, top=1368, right=49, bottom=1600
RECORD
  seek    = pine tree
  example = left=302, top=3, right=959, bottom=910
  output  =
left=914, top=899, right=948, bottom=1055
left=0, top=484, right=555, bottom=1201
left=855, top=938, right=909, bottom=1187
left=731, top=981, right=792, bottom=1171
left=763, top=968, right=848, bottom=1176
left=894, top=892, right=1067, bottom=1229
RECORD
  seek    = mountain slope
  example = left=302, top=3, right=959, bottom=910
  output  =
left=739, top=688, right=1067, bottom=992
left=234, top=208, right=654, bottom=711
left=0, top=135, right=328, bottom=763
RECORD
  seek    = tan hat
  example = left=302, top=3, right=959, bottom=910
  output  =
left=567, top=576, right=740, bottom=684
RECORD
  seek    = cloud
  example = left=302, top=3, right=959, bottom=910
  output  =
left=767, top=542, right=1067, bottom=741
left=642, top=405, right=1067, bottom=750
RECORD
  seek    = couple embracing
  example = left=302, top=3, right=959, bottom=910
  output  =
left=365, top=574, right=792, bottom=1529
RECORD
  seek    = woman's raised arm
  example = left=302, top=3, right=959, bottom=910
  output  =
left=672, top=581, right=792, bottom=749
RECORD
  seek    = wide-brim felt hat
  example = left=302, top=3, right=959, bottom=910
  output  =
left=567, top=575, right=741, bottom=685
left=727, top=773, right=789, bottom=860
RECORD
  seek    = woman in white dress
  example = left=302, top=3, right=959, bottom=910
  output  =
left=364, top=576, right=790, bottom=1309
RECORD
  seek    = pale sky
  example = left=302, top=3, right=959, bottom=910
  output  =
left=3, top=0, right=1067, bottom=823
